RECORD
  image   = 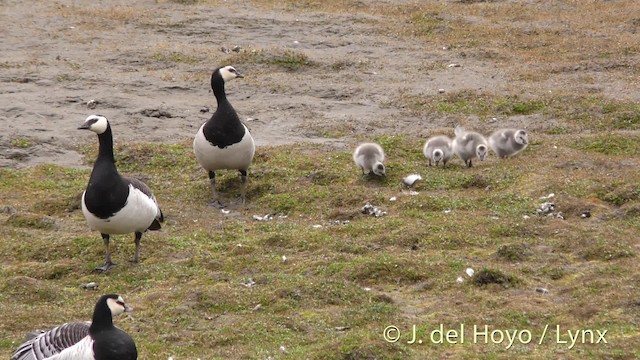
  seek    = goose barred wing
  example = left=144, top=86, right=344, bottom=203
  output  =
left=11, top=322, right=90, bottom=360
left=123, top=176, right=164, bottom=225
left=123, top=176, right=155, bottom=200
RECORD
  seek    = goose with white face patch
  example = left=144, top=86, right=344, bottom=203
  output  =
left=452, top=125, right=488, bottom=168
left=193, top=65, right=255, bottom=208
left=423, top=135, right=453, bottom=168
left=11, top=294, right=137, bottom=360
left=79, top=115, right=164, bottom=272
left=488, top=128, right=529, bottom=158
left=353, top=143, right=386, bottom=177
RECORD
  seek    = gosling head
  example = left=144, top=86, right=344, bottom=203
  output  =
left=515, top=130, right=529, bottom=146
left=477, top=144, right=488, bottom=161
left=432, top=149, right=444, bottom=164
left=372, top=162, right=386, bottom=177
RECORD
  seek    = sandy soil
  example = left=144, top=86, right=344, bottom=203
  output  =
left=0, top=0, right=636, bottom=169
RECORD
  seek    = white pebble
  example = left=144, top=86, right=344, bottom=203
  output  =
left=465, top=268, right=474, bottom=277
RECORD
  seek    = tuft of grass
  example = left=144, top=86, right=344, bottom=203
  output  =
left=472, top=268, right=520, bottom=288
left=6, top=214, right=58, bottom=230
left=495, top=243, right=531, bottom=262
left=151, top=51, right=200, bottom=64
left=10, top=138, right=33, bottom=149
left=227, top=49, right=315, bottom=71
left=580, top=239, right=636, bottom=261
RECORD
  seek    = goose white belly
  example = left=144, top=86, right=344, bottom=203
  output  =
left=82, top=185, right=160, bottom=234
left=193, top=124, right=255, bottom=171
left=44, top=336, right=94, bottom=360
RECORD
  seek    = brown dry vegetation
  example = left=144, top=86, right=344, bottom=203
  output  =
left=1, top=0, right=639, bottom=359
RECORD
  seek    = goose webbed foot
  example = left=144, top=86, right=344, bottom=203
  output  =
left=208, top=199, right=225, bottom=209
left=95, top=261, right=116, bottom=272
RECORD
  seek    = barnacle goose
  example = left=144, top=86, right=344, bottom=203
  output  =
left=423, top=135, right=453, bottom=168
left=488, top=128, right=529, bottom=158
left=79, top=115, right=164, bottom=271
left=452, top=125, right=488, bottom=167
left=353, top=143, right=386, bottom=177
left=11, top=294, right=137, bottom=360
left=193, top=65, right=255, bottom=208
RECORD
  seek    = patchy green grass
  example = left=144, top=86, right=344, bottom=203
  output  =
left=1, top=133, right=639, bottom=359
left=569, top=133, right=640, bottom=156
left=10, top=138, right=33, bottom=148
left=227, top=49, right=315, bottom=71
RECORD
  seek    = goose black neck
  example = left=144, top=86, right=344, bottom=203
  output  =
left=211, top=70, right=229, bottom=106
left=90, top=296, right=114, bottom=333
left=97, top=124, right=115, bottom=165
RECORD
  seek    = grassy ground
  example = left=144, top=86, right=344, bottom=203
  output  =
left=1, top=132, right=638, bottom=359
left=2, top=0, right=640, bottom=359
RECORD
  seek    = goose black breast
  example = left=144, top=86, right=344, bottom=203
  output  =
left=202, top=112, right=246, bottom=149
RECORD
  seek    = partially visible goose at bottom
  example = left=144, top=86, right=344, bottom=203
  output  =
left=79, top=115, right=164, bottom=271
left=11, top=294, right=137, bottom=360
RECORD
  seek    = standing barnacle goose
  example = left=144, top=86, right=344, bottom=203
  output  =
left=488, top=128, right=529, bottom=158
left=452, top=125, right=488, bottom=168
left=193, top=65, right=255, bottom=208
left=11, top=294, right=137, bottom=360
left=423, top=135, right=453, bottom=168
left=79, top=115, right=164, bottom=271
left=353, top=142, right=386, bottom=177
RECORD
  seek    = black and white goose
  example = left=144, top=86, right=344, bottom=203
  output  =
left=353, top=142, right=386, bottom=177
left=79, top=115, right=164, bottom=271
left=11, top=294, right=137, bottom=360
left=488, top=128, right=529, bottom=158
left=193, top=65, right=255, bottom=207
left=452, top=125, right=488, bottom=168
left=423, top=135, right=453, bottom=168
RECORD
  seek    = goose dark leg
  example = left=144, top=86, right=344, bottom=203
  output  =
left=133, top=232, right=142, bottom=263
left=467, top=159, right=473, bottom=168
left=97, top=233, right=115, bottom=272
left=428, top=159, right=432, bottom=167
left=239, top=170, right=248, bottom=205
left=208, top=170, right=223, bottom=208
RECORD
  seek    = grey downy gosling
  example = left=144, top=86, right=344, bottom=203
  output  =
left=488, top=128, right=529, bottom=158
left=452, top=125, right=488, bottom=168
left=353, top=142, right=386, bottom=177
left=423, top=135, right=453, bottom=168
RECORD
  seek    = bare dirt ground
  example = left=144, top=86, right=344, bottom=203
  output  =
left=3, top=0, right=636, bottom=170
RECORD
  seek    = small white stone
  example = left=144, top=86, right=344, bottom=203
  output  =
left=282, top=255, right=287, bottom=263
left=465, top=268, right=474, bottom=277
left=438, top=88, right=445, bottom=93
left=389, top=196, right=397, bottom=202
left=456, top=276, right=464, bottom=283
left=403, top=174, right=422, bottom=187
left=312, top=224, right=322, bottom=229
